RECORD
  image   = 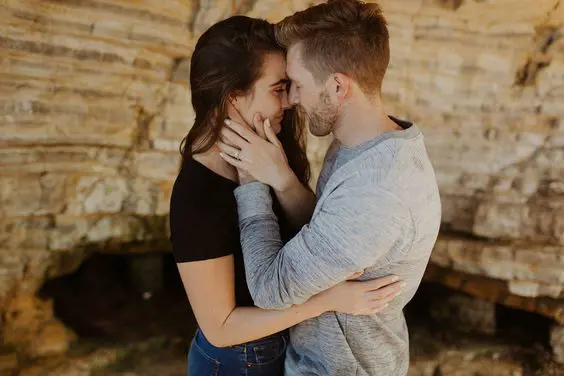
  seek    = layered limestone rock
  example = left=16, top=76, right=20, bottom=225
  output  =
left=0, top=0, right=563, bottom=364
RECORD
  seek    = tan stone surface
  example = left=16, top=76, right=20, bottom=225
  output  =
left=439, top=357, right=523, bottom=376
left=2, top=295, right=77, bottom=358
left=553, top=325, right=564, bottom=364
left=424, top=264, right=564, bottom=323
left=18, top=347, right=121, bottom=376
left=429, top=293, right=496, bottom=334
left=431, top=235, right=564, bottom=296
left=0, top=352, right=19, bottom=374
left=0, top=0, right=563, bottom=361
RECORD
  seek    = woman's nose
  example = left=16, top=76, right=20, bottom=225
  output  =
left=281, top=91, right=291, bottom=110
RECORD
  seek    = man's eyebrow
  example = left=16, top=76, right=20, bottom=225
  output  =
left=269, top=79, right=290, bottom=87
left=286, top=73, right=298, bottom=83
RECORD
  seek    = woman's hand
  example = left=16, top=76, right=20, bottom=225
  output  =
left=310, top=274, right=404, bottom=316
left=218, top=115, right=297, bottom=191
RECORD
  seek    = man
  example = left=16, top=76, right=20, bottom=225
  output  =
left=228, top=1, right=441, bottom=375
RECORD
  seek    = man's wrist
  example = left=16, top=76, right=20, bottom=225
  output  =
left=234, top=182, right=273, bottom=220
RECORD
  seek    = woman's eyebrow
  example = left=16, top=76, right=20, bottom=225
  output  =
left=269, top=78, right=290, bottom=87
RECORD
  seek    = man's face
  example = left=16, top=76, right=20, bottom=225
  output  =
left=286, top=44, right=339, bottom=137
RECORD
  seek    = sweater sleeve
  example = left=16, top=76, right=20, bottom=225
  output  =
left=234, top=181, right=414, bottom=309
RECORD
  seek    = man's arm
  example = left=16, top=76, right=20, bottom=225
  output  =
left=234, top=181, right=414, bottom=310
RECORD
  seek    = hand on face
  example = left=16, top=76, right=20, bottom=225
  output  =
left=218, top=113, right=295, bottom=191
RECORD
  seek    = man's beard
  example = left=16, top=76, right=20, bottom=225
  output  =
left=296, top=90, right=339, bottom=137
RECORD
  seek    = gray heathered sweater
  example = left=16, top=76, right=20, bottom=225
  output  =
left=234, top=121, right=441, bottom=376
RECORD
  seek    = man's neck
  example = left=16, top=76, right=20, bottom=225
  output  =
left=333, top=98, right=401, bottom=148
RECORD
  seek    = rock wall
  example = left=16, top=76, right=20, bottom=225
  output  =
left=0, top=0, right=563, bottom=359
left=385, top=0, right=564, bottom=325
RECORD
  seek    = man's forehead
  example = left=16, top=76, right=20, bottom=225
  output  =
left=287, top=44, right=302, bottom=64
left=286, top=44, right=303, bottom=76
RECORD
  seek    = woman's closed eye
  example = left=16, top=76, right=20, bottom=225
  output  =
left=274, top=85, right=288, bottom=94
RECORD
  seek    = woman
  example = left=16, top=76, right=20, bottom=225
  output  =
left=169, top=16, right=402, bottom=376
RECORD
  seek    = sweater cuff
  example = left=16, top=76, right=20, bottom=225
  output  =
left=234, top=182, right=273, bottom=220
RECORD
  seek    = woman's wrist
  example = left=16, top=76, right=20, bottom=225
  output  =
left=303, top=292, right=330, bottom=318
left=274, top=168, right=299, bottom=193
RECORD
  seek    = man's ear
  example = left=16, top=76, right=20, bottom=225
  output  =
left=332, top=73, right=351, bottom=100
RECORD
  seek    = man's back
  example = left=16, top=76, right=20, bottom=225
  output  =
left=285, top=120, right=441, bottom=375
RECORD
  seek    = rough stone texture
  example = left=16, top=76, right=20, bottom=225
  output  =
left=2, top=295, right=78, bottom=358
left=553, top=325, right=564, bottom=364
left=438, top=357, right=524, bottom=376
left=430, top=235, right=564, bottom=299
left=429, top=293, right=497, bottom=335
left=424, top=264, right=564, bottom=324
left=18, top=347, right=123, bottom=376
left=15, top=326, right=559, bottom=376
left=0, top=0, right=563, bottom=365
left=0, top=352, right=19, bottom=374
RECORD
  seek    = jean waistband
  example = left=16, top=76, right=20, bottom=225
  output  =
left=195, top=328, right=288, bottom=352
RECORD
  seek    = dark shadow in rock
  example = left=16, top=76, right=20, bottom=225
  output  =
left=38, top=252, right=196, bottom=345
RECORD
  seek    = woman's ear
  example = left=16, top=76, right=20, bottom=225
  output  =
left=226, top=94, right=249, bottom=127
left=227, top=93, right=237, bottom=106
left=226, top=93, right=238, bottom=116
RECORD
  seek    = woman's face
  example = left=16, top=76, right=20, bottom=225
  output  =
left=229, top=52, right=290, bottom=135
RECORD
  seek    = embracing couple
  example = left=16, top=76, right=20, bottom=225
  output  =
left=169, top=1, right=441, bottom=375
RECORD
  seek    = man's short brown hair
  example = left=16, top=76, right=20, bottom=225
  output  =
left=276, top=0, right=390, bottom=94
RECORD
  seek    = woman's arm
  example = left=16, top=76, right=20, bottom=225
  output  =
left=218, top=118, right=315, bottom=227
left=272, top=172, right=316, bottom=229
left=272, top=138, right=342, bottom=228
left=178, top=256, right=401, bottom=348
left=274, top=138, right=341, bottom=228
left=178, top=255, right=317, bottom=347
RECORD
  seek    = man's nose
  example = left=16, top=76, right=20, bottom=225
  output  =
left=288, top=86, right=299, bottom=106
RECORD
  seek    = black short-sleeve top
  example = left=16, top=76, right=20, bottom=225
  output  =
left=169, top=156, right=295, bottom=307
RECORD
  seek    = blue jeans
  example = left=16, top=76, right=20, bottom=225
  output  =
left=188, top=328, right=288, bottom=376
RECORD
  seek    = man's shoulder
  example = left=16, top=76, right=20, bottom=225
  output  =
left=320, top=138, right=340, bottom=171
left=316, top=139, right=341, bottom=196
left=335, top=141, right=436, bottom=192
left=358, top=131, right=430, bottom=170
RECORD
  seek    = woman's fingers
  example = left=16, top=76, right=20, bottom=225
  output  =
left=224, top=119, right=259, bottom=143
left=369, top=301, right=391, bottom=314
left=366, top=281, right=404, bottom=300
left=219, top=151, right=248, bottom=168
left=370, top=289, right=402, bottom=303
left=217, top=142, right=252, bottom=163
left=346, top=271, right=364, bottom=280
left=264, top=118, right=281, bottom=146
left=220, top=127, right=249, bottom=149
left=357, top=294, right=398, bottom=316
left=361, top=275, right=400, bottom=291
left=253, top=113, right=266, bottom=139
left=216, top=141, right=238, bottom=157
left=342, top=277, right=406, bottom=316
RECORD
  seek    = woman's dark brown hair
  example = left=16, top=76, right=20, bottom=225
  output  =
left=180, top=16, right=310, bottom=185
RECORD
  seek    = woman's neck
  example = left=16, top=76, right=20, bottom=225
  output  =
left=192, top=146, right=239, bottom=183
